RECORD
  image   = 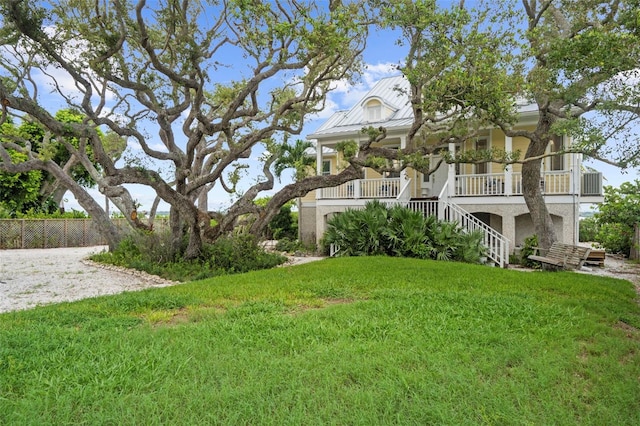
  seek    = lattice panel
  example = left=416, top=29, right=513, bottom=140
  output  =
left=22, top=220, right=46, bottom=248
left=0, top=220, right=22, bottom=249
left=0, top=218, right=171, bottom=249
left=0, top=219, right=106, bottom=249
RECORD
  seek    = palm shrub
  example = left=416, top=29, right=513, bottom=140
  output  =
left=386, top=204, right=430, bottom=258
left=453, top=228, right=487, bottom=263
left=322, top=201, right=487, bottom=263
left=322, top=200, right=390, bottom=256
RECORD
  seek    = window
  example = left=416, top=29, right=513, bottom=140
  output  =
left=550, top=135, right=564, bottom=171
left=365, top=99, right=382, bottom=122
left=322, top=159, right=331, bottom=176
left=475, top=138, right=488, bottom=174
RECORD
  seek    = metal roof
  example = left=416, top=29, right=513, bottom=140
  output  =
left=308, top=75, right=538, bottom=140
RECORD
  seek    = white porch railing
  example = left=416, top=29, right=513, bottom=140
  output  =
left=319, top=178, right=401, bottom=199
left=384, top=200, right=439, bottom=218
left=455, top=171, right=601, bottom=196
left=455, top=173, right=506, bottom=196
left=440, top=201, right=509, bottom=268
left=320, top=171, right=601, bottom=199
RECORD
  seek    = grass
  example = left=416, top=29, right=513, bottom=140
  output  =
left=1, top=257, right=639, bottom=425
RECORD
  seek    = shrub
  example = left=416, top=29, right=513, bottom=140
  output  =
left=596, top=222, right=632, bottom=255
left=322, top=201, right=486, bottom=264
left=593, top=181, right=640, bottom=256
left=268, top=204, right=298, bottom=240
left=204, top=234, right=286, bottom=274
left=579, top=217, right=599, bottom=242
left=92, top=232, right=286, bottom=281
left=520, top=234, right=541, bottom=268
left=322, top=200, right=390, bottom=257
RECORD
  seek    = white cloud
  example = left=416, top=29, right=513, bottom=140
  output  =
left=325, top=61, right=401, bottom=111
left=363, top=62, right=401, bottom=84
left=310, top=97, right=342, bottom=120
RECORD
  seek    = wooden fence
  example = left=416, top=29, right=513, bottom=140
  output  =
left=0, top=218, right=170, bottom=249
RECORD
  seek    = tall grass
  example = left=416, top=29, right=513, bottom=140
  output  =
left=1, top=257, right=639, bottom=424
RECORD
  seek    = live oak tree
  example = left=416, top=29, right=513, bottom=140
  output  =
left=0, top=0, right=369, bottom=257
left=373, top=0, right=640, bottom=250
left=514, top=0, right=640, bottom=249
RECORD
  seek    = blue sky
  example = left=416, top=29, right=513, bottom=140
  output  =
left=59, top=14, right=412, bottom=213
left=35, top=2, right=637, bottom=212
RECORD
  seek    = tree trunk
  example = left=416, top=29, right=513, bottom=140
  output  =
left=522, top=157, right=556, bottom=250
left=521, top=111, right=558, bottom=251
left=48, top=164, right=121, bottom=250
left=52, top=186, right=67, bottom=210
left=169, top=205, right=183, bottom=259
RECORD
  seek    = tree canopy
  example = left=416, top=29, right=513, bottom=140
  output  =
left=1, top=0, right=639, bottom=256
left=0, top=109, right=124, bottom=216
left=369, top=0, right=640, bottom=248
left=0, top=0, right=370, bottom=256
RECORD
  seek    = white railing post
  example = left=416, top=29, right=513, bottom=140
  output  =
left=504, top=136, right=513, bottom=196
left=354, top=179, right=361, bottom=199
left=397, top=178, right=412, bottom=201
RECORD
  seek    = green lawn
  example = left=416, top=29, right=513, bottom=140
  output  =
left=1, top=257, right=639, bottom=425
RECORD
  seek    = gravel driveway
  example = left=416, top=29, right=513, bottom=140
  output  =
left=0, top=246, right=178, bottom=313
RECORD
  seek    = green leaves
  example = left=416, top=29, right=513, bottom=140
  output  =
left=594, top=181, right=640, bottom=256
left=322, top=200, right=485, bottom=263
left=0, top=150, right=44, bottom=215
left=336, top=139, right=358, bottom=159
left=273, top=139, right=314, bottom=181
left=376, top=0, right=523, bottom=144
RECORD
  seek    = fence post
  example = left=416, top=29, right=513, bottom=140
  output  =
left=21, top=219, right=25, bottom=249
left=632, top=223, right=639, bottom=261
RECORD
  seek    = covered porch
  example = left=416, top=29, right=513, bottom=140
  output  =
left=317, top=170, right=603, bottom=200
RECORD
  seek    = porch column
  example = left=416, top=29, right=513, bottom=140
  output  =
left=570, top=141, right=581, bottom=196
left=316, top=141, right=323, bottom=199
left=400, top=136, right=407, bottom=181
left=400, top=136, right=410, bottom=197
left=502, top=214, right=516, bottom=254
left=447, top=142, right=456, bottom=198
left=504, top=136, right=513, bottom=196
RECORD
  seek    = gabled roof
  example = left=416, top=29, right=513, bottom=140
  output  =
left=309, top=75, right=412, bottom=139
left=308, top=74, right=539, bottom=140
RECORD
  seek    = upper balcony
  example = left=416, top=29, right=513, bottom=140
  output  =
left=319, top=178, right=402, bottom=199
left=316, top=171, right=603, bottom=201
left=454, top=171, right=603, bottom=197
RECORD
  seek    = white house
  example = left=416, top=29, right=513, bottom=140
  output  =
left=299, top=76, right=603, bottom=267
